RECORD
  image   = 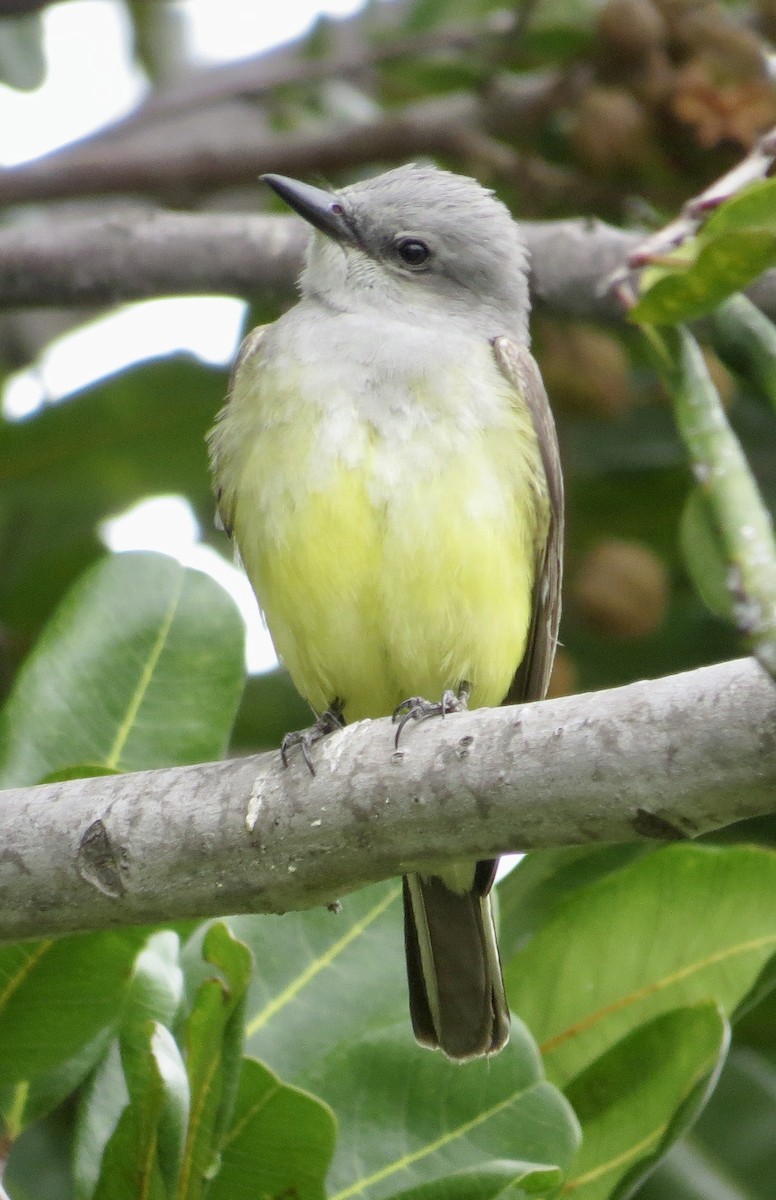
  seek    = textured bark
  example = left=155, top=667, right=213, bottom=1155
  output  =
left=0, top=658, right=774, bottom=942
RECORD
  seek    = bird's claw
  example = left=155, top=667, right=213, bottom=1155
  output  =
left=392, top=687, right=467, bottom=748
left=280, top=704, right=344, bottom=775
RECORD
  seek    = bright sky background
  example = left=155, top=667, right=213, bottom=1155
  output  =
left=0, top=0, right=365, bottom=671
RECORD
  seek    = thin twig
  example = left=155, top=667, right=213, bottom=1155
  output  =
left=615, top=124, right=776, bottom=278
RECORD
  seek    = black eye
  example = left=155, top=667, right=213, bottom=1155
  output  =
left=396, top=237, right=431, bottom=268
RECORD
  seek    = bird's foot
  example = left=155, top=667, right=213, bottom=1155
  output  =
left=280, top=702, right=344, bottom=775
left=393, top=682, right=471, bottom=748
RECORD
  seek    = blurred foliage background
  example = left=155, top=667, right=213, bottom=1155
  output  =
left=6, top=0, right=775, bottom=734
left=2, top=1, right=776, bottom=1198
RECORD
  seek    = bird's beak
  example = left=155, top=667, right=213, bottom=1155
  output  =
left=262, top=174, right=357, bottom=245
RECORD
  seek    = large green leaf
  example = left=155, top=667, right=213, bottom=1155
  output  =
left=0, top=550, right=244, bottom=786
left=121, top=932, right=185, bottom=1040
left=504, top=845, right=776, bottom=1087
left=208, top=1058, right=336, bottom=1200
left=90, top=1030, right=167, bottom=1200
left=0, top=932, right=145, bottom=1088
left=635, top=1139, right=747, bottom=1200
left=89, top=1020, right=188, bottom=1200
left=183, top=881, right=408, bottom=1085
left=73, top=1042, right=129, bottom=1200
left=384, top=1160, right=563, bottom=1199
left=497, top=845, right=652, bottom=960
left=4, top=1103, right=76, bottom=1200
left=0, top=357, right=227, bottom=642
left=564, top=1002, right=729, bottom=1200
left=640, top=1044, right=776, bottom=1200
left=0, top=1030, right=114, bottom=1141
left=309, top=1022, right=579, bottom=1200
left=184, top=887, right=577, bottom=1196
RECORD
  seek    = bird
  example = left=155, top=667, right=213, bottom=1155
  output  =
left=208, top=162, right=563, bottom=1060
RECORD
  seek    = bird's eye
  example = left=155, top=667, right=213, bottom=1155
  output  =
left=395, top=237, right=431, bottom=268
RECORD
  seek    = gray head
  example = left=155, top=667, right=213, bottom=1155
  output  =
left=263, top=163, right=531, bottom=343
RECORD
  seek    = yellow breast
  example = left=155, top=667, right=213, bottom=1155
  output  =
left=214, top=344, right=548, bottom=722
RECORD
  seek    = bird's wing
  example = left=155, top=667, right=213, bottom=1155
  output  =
left=493, top=336, right=564, bottom=704
left=209, top=324, right=268, bottom=538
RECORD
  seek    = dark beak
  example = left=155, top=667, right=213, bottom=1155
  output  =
left=262, top=174, right=356, bottom=245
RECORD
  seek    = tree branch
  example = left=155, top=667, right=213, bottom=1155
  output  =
left=0, top=657, right=773, bottom=943
left=0, top=210, right=308, bottom=308
left=2, top=207, right=775, bottom=326
left=121, top=11, right=527, bottom=120
left=0, top=74, right=598, bottom=210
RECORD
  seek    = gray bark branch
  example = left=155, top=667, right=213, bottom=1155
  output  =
left=2, top=207, right=775, bottom=325
left=0, top=73, right=597, bottom=209
left=0, top=657, right=774, bottom=943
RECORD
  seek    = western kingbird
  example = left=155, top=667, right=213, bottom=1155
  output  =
left=209, top=163, right=563, bottom=1060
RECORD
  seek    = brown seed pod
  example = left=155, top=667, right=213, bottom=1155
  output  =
left=535, top=319, right=633, bottom=419
left=597, top=0, right=668, bottom=57
left=570, top=87, right=655, bottom=173
left=572, top=539, right=670, bottom=639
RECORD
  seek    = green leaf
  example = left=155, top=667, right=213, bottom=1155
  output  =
left=91, top=1021, right=178, bottom=1200
left=631, top=179, right=776, bottom=324
left=0, top=13, right=45, bottom=90
left=0, top=1029, right=113, bottom=1135
left=383, top=1160, right=562, bottom=1199
left=208, top=1057, right=335, bottom=1200
left=679, top=488, right=734, bottom=622
left=309, top=1022, right=579, bottom=1200
left=633, top=233, right=776, bottom=324
left=184, top=881, right=408, bottom=1085
left=123, top=932, right=184, bottom=1036
left=504, top=844, right=776, bottom=1087
left=38, top=765, right=122, bottom=783
left=200, top=921, right=252, bottom=1146
left=702, top=177, right=776, bottom=239
left=177, top=923, right=252, bottom=1200
left=0, top=931, right=144, bottom=1087
left=77, top=1022, right=189, bottom=1200
left=563, top=1002, right=729, bottom=1200
left=120, top=939, right=189, bottom=1187
left=641, top=1042, right=776, bottom=1200
left=74, top=1041, right=129, bottom=1200
left=498, top=846, right=652, bottom=960
left=153, top=1025, right=190, bottom=1194
left=186, top=889, right=577, bottom=1196
left=125, top=1023, right=189, bottom=1195
left=0, top=551, right=245, bottom=787
left=0, top=357, right=227, bottom=644
left=636, top=1137, right=749, bottom=1200
left=73, top=936, right=186, bottom=1199
left=4, top=1104, right=76, bottom=1200
left=231, top=667, right=312, bottom=752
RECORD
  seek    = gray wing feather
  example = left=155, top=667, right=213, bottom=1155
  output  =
left=209, top=324, right=268, bottom=538
left=493, top=336, right=564, bottom=705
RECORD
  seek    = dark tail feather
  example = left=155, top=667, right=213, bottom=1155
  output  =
left=403, top=869, right=510, bottom=1060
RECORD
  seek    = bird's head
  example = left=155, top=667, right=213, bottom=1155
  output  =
left=262, top=163, right=531, bottom=343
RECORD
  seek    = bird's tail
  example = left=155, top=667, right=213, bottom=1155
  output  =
left=403, top=866, right=510, bottom=1060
